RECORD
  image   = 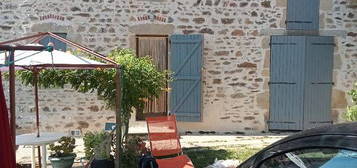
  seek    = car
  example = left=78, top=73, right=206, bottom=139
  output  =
left=238, top=122, right=357, bottom=168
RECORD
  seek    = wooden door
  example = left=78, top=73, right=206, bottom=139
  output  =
left=136, top=35, right=168, bottom=120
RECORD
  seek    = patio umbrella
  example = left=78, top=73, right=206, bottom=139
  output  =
left=0, top=44, right=110, bottom=70
left=0, top=32, right=122, bottom=168
left=0, top=71, right=16, bottom=168
left=0, top=44, right=112, bottom=137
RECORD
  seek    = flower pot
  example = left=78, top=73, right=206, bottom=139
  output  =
left=91, top=159, right=114, bottom=168
left=49, top=155, right=76, bottom=168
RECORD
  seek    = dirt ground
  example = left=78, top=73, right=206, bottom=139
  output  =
left=16, top=135, right=286, bottom=167
left=180, top=135, right=286, bottom=148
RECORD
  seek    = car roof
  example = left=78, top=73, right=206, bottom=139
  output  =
left=238, top=122, right=357, bottom=168
left=276, top=122, right=357, bottom=144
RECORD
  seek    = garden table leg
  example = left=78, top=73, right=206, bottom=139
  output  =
left=41, top=145, right=47, bottom=168
left=31, top=145, right=36, bottom=168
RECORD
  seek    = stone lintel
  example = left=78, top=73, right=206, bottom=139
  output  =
left=30, top=22, right=73, bottom=33
left=260, top=29, right=347, bottom=37
left=129, top=24, right=174, bottom=35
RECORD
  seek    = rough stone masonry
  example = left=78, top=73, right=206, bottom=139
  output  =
left=0, top=0, right=355, bottom=134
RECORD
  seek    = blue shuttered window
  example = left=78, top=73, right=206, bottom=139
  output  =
left=269, top=36, right=334, bottom=130
left=287, top=0, right=320, bottom=30
left=170, top=34, right=203, bottom=122
left=39, top=33, right=67, bottom=51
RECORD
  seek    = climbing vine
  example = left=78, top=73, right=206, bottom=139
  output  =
left=15, top=48, right=170, bottom=135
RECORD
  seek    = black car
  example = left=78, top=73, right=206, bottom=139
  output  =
left=238, top=122, right=357, bottom=168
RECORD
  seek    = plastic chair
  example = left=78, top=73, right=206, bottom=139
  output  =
left=146, top=115, right=194, bottom=168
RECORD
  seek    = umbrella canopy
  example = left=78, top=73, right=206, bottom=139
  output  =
left=0, top=44, right=114, bottom=70
left=0, top=71, right=16, bottom=168
left=0, top=44, right=117, bottom=137
left=0, top=32, right=122, bottom=167
left=0, top=43, right=117, bottom=138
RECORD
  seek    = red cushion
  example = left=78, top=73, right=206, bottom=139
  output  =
left=156, top=155, right=194, bottom=168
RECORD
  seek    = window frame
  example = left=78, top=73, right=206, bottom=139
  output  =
left=238, top=128, right=357, bottom=168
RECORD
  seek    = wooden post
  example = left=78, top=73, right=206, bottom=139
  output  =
left=115, top=67, right=122, bottom=168
left=9, top=49, right=16, bottom=152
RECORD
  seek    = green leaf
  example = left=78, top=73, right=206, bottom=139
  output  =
left=15, top=48, right=170, bottom=135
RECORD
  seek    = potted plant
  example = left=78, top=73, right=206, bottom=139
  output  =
left=84, top=131, right=114, bottom=168
left=48, top=136, right=76, bottom=168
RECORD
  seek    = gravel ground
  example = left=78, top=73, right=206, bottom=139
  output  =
left=16, top=134, right=286, bottom=167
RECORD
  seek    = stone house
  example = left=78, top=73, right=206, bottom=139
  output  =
left=0, top=0, right=355, bottom=134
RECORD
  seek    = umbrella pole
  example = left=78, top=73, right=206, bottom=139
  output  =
left=34, top=69, right=40, bottom=137
left=115, top=67, right=122, bottom=168
left=33, top=69, right=42, bottom=168
left=9, top=49, right=16, bottom=157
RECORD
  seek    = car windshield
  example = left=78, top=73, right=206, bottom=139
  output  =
left=259, top=148, right=357, bottom=168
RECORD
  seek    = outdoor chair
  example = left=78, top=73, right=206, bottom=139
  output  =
left=146, top=115, right=194, bottom=168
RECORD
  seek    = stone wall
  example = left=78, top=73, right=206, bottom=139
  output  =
left=2, top=81, right=115, bottom=135
left=0, top=0, right=355, bottom=134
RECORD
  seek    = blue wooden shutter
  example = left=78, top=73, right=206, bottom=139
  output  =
left=169, top=34, right=203, bottom=122
left=303, top=36, right=334, bottom=129
left=287, top=0, right=320, bottom=30
left=39, top=33, right=67, bottom=51
left=269, top=36, right=306, bottom=130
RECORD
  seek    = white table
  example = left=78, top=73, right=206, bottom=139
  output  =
left=16, top=132, right=66, bottom=168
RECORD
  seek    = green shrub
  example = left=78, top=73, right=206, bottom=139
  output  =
left=83, top=133, right=148, bottom=166
left=345, top=106, right=357, bottom=121
left=344, top=82, right=357, bottom=121
left=120, top=136, right=148, bottom=167
left=14, top=48, right=170, bottom=163
left=15, top=48, right=170, bottom=138
left=83, top=131, right=112, bottom=160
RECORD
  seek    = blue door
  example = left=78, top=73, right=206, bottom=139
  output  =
left=269, top=36, right=334, bottom=130
left=304, top=36, right=334, bottom=129
left=269, top=36, right=306, bottom=130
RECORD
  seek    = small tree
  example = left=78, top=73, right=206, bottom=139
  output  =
left=15, top=48, right=170, bottom=137
left=345, top=82, right=357, bottom=121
